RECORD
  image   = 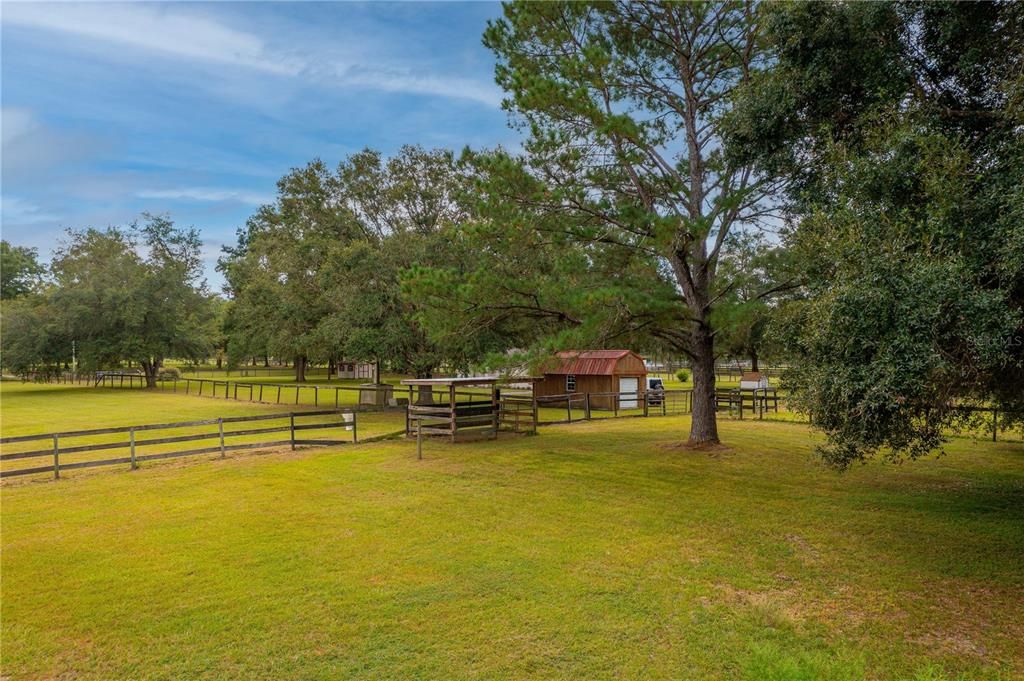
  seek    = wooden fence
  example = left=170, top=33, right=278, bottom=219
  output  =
left=0, top=410, right=357, bottom=479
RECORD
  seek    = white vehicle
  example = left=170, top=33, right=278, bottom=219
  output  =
left=646, top=376, right=665, bottom=405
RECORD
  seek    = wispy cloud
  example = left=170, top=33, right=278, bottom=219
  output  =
left=1, top=3, right=501, bottom=107
left=137, top=188, right=274, bottom=206
left=1, top=196, right=61, bottom=225
left=2, top=3, right=300, bottom=76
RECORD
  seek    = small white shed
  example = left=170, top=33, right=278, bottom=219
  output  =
left=739, top=371, right=769, bottom=390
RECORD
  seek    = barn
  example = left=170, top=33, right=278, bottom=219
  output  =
left=533, top=350, right=648, bottom=410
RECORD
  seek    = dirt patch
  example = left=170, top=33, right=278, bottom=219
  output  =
left=656, top=441, right=734, bottom=457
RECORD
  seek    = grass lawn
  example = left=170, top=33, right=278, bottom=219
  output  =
left=2, top=397, right=1022, bottom=679
left=0, top=382, right=406, bottom=477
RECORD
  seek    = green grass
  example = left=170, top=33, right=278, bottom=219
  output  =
left=2, top=387, right=1022, bottom=679
left=0, top=382, right=406, bottom=476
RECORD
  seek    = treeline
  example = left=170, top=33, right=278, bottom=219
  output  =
left=2, top=2, right=1021, bottom=466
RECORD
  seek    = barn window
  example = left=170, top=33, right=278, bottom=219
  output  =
left=566, top=375, right=576, bottom=392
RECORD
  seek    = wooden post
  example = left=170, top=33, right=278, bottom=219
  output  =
left=532, top=397, right=539, bottom=433
left=314, top=388, right=318, bottom=407
left=643, top=391, right=649, bottom=417
left=219, top=418, right=226, bottom=458
left=225, top=381, right=230, bottom=399
left=585, top=393, right=591, bottom=421
left=335, top=388, right=339, bottom=409
left=277, top=385, right=282, bottom=404
left=52, top=434, right=60, bottom=480
left=290, top=414, right=296, bottom=450
left=567, top=396, right=572, bottom=423
left=449, top=384, right=456, bottom=443
left=614, top=394, right=618, bottom=418
left=259, top=384, right=264, bottom=402
left=233, top=383, right=238, bottom=400
left=352, top=411, right=358, bottom=444
left=417, top=420, right=423, bottom=460
left=295, top=386, right=300, bottom=405
left=130, top=427, right=137, bottom=469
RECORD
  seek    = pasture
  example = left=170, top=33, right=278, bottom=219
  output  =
left=2, top=385, right=1022, bottom=680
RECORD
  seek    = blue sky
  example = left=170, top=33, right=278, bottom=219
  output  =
left=1, top=1, right=511, bottom=289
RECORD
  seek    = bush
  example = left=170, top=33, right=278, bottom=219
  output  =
left=675, top=369, right=690, bottom=383
left=158, top=366, right=182, bottom=381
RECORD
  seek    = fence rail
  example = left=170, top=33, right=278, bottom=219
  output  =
left=0, top=410, right=357, bottom=479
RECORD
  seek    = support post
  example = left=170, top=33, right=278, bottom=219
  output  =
left=585, top=393, right=591, bottom=421
left=532, top=397, right=539, bottom=433
left=567, top=396, right=572, bottom=423
left=417, top=420, right=423, bottom=460
left=290, top=414, right=296, bottom=450
left=352, top=412, right=358, bottom=444
left=53, top=434, right=60, bottom=480
left=335, top=388, right=339, bottom=409
left=218, top=418, right=226, bottom=458
left=259, top=384, right=264, bottom=402
left=130, top=427, right=137, bottom=469
left=277, top=385, right=282, bottom=404
left=643, top=391, right=649, bottom=417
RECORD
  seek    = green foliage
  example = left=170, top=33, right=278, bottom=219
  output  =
left=2, top=215, right=214, bottom=384
left=732, top=2, right=1024, bottom=466
left=408, top=2, right=787, bottom=443
left=222, top=147, right=507, bottom=380
left=0, top=241, right=44, bottom=299
left=675, top=369, right=690, bottom=383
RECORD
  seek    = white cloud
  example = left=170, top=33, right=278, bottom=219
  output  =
left=1, top=3, right=501, bottom=108
left=2, top=107, right=40, bottom=146
left=336, top=66, right=503, bottom=108
left=1, top=196, right=61, bottom=225
left=137, top=187, right=273, bottom=206
left=2, top=2, right=301, bottom=76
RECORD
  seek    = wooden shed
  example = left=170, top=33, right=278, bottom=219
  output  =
left=534, top=350, right=647, bottom=410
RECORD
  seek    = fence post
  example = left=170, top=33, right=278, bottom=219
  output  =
left=585, top=393, right=592, bottom=421
left=52, top=434, right=60, bottom=480
left=417, top=420, right=423, bottom=460
left=352, top=411, right=358, bottom=444
left=290, top=414, right=296, bottom=450
left=643, top=392, right=649, bottom=417
left=225, top=381, right=230, bottom=399
left=532, top=397, right=539, bottom=433
left=219, top=418, right=226, bottom=458
left=567, top=396, right=572, bottom=423
left=335, top=388, right=339, bottom=409
left=295, top=386, right=300, bottom=405
left=259, top=384, right=264, bottom=402
left=130, top=427, right=137, bottom=469
left=233, top=383, right=238, bottom=400
left=277, top=385, right=282, bottom=404
left=314, top=388, right=318, bottom=407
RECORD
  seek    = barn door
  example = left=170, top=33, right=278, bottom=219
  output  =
left=619, top=377, right=639, bottom=409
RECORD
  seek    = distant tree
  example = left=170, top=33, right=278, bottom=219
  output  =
left=1, top=241, right=44, bottom=299
left=46, top=214, right=214, bottom=387
left=475, top=1, right=778, bottom=444
left=729, top=2, right=1024, bottom=465
left=220, top=160, right=355, bottom=381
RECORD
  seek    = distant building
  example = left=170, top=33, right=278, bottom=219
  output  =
left=337, top=361, right=376, bottom=381
left=533, top=350, right=647, bottom=410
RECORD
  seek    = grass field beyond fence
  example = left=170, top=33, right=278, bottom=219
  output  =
left=1, top=380, right=1022, bottom=679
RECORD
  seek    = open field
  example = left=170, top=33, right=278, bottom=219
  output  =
left=0, top=383, right=407, bottom=478
left=2, top=402, right=1022, bottom=679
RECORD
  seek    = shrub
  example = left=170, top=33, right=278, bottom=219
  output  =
left=675, top=369, right=690, bottom=383
left=158, top=366, right=182, bottom=381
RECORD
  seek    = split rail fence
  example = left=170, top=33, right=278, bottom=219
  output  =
left=0, top=410, right=357, bottom=479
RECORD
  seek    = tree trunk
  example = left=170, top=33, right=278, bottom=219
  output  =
left=216, top=356, right=223, bottom=369
left=140, top=359, right=160, bottom=389
left=415, top=371, right=435, bottom=405
left=327, top=358, right=336, bottom=378
left=750, top=350, right=759, bottom=373
left=688, top=331, right=719, bottom=445
left=295, top=355, right=307, bottom=383
left=263, top=355, right=270, bottom=367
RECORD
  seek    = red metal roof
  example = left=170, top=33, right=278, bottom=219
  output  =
left=544, top=350, right=645, bottom=376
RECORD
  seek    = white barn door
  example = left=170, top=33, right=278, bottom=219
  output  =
left=619, top=377, right=639, bottom=409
